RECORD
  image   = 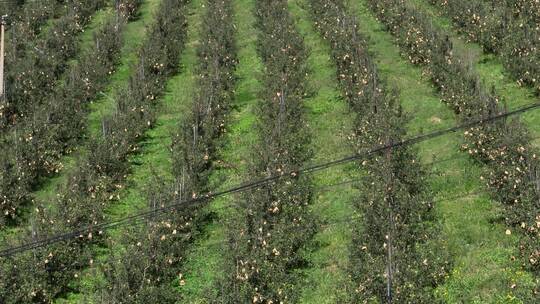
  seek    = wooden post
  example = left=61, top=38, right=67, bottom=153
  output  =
left=115, top=0, right=120, bottom=27
left=0, top=15, right=6, bottom=99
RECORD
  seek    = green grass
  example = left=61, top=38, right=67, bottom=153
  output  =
left=87, top=0, right=162, bottom=136
left=347, top=0, right=535, bottom=302
left=0, top=1, right=152, bottom=245
left=180, top=0, right=537, bottom=301
left=288, top=1, right=358, bottom=303
left=94, top=0, right=184, bottom=222
left=55, top=0, right=205, bottom=302
left=412, top=0, right=540, bottom=148
left=65, top=7, right=112, bottom=68
left=35, top=2, right=68, bottom=40
left=39, top=4, right=110, bottom=84
left=5, top=0, right=539, bottom=302
left=178, top=1, right=359, bottom=301
left=30, top=0, right=162, bottom=221
left=78, top=7, right=113, bottom=52
left=178, top=0, right=261, bottom=301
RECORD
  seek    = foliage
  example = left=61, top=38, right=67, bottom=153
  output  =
left=0, top=0, right=141, bottom=145
left=101, top=183, right=200, bottom=304
left=1, top=0, right=107, bottom=127
left=367, top=0, right=540, bottom=285
left=428, top=0, right=540, bottom=94
left=171, top=0, right=237, bottom=193
left=310, top=0, right=450, bottom=302
left=1, top=0, right=61, bottom=61
left=218, top=1, right=315, bottom=302
left=0, top=0, right=189, bottom=302
left=101, top=0, right=237, bottom=302
left=0, top=0, right=27, bottom=17
left=0, top=0, right=141, bottom=226
left=118, top=0, right=143, bottom=20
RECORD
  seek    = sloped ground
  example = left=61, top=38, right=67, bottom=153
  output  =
left=3, top=0, right=540, bottom=302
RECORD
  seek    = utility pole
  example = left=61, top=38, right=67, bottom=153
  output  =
left=0, top=15, right=7, bottom=100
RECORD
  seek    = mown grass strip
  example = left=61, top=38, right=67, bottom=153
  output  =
left=64, top=7, right=110, bottom=69
left=288, top=0, right=358, bottom=302
left=218, top=0, right=315, bottom=300
left=0, top=0, right=191, bottom=301
left=308, top=0, right=449, bottom=301
left=0, top=2, right=139, bottom=243
left=2, top=1, right=105, bottom=129
left=36, top=0, right=160, bottom=207
left=351, top=0, right=535, bottom=302
left=99, top=0, right=239, bottom=299
left=86, top=0, right=162, bottom=137
left=102, top=0, right=199, bottom=228
left=179, top=0, right=260, bottom=300
left=0, top=1, right=147, bottom=230
left=58, top=0, right=203, bottom=301
left=422, top=0, right=540, bottom=96
left=0, top=0, right=160, bottom=246
left=412, top=0, right=540, bottom=147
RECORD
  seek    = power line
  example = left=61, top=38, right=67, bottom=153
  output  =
left=59, top=186, right=490, bottom=300
left=84, top=133, right=540, bottom=269
left=5, top=169, right=537, bottom=283
left=1, top=101, right=540, bottom=257
left=75, top=152, right=489, bottom=239
left=105, top=182, right=530, bottom=262
left=54, top=184, right=491, bottom=275
left=2, top=101, right=540, bottom=256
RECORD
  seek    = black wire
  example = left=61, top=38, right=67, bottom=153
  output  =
left=1, top=101, right=540, bottom=257
left=54, top=181, right=492, bottom=274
